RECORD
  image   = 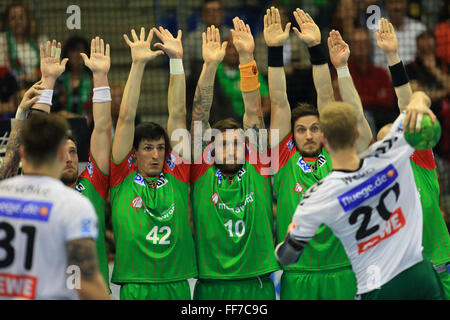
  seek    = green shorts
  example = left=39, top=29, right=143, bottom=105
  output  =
left=360, top=258, right=446, bottom=300
left=193, top=274, right=275, bottom=300
left=280, top=267, right=357, bottom=300
left=436, top=264, right=450, bottom=300
left=120, top=280, right=191, bottom=300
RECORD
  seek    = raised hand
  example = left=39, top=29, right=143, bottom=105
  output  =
left=231, top=17, right=255, bottom=64
left=123, top=27, right=164, bottom=64
left=328, top=30, right=350, bottom=68
left=202, top=25, right=228, bottom=65
left=18, top=80, right=44, bottom=111
left=292, top=8, right=321, bottom=47
left=39, top=40, right=68, bottom=81
left=80, top=36, right=110, bottom=75
left=404, top=92, right=436, bottom=133
left=264, top=6, right=291, bottom=47
left=152, top=27, right=183, bottom=59
left=376, top=18, right=398, bottom=54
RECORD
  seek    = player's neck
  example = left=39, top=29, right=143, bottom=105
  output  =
left=22, top=163, right=62, bottom=180
left=329, top=147, right=360, bottom=171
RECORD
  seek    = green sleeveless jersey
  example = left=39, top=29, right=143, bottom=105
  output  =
left=410, top=149, right=450, bottom=266
left=273, top=132, right=351, bottom=271
left=110, top=150, right=197, bottom=284
left=191, top=141, right=279, bottom=279
left=75, top=153, right=109, bottom=288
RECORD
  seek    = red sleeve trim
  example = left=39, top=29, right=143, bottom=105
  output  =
left=163, top=148, right=190, bottom=184
left=269, top=131, right=296, bottom=173
left=110, top=150, right=136, bottom=187
left=79, top=152, right=109, bottom=199
left=410, top=149, right=435, bottom=170
left=191, top=143, right=214, bottom=183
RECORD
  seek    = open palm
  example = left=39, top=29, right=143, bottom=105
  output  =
left=231, top=17, right=254, bottom=56
left=40, top=40, right=68, bottom=79
left=153, top=27, right=183, bottom=59
left=202, top=25, right=227, bottom=64
left=328, top=30, right=350, bottom=68
left=376, top=18, right=398, bottom=54
left=123, top=27, right=164, bottom=64
left=292, top=8, right=321, bottom=47
left=81, top=37, right=110, bottom=74
left=264, top=7, right=291, bottom=47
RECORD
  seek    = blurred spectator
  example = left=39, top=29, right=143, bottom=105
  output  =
left=0, top=66, right=19, bottom=119
left=184, top=0, right=231, bottom=77
left=255, top=4, right=310, bottom=76
left=187, top=36, right=270, bottom=126
left=434, top=1, right=450, bottom=64
left=371, top=0, right=426, bottom=68
left=333, top=27, right=395, bottom=133
left=0, top=3, right=46, bottom=88
left=53, top=36, right=93, bottom=125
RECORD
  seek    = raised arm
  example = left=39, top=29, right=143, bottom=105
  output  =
left=264, top=7, right=292, bottom=145
left=112, top=28, right=163, bottom=163
left=231, top=17, right=264, bottom=131
left=190, top=25, right=227, bottom=154
left=66, top=238, right=110, bottom=300
left=34, top=40, right=68, bottom=113
left=376, top=18, right=412, bottom=112
left=152, top=27, right=189, bottom=159
left=328, top=30, right=373, bottom=152
left=293, top=9, right=334, bottom=112
left=0, top=81, right=43, bottom=180
left=80, top=37, right=112, bottom=174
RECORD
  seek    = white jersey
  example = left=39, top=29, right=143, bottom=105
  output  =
left=291, top=113, right=423, bottom=295
left=0, top=175, right=98, bottom=300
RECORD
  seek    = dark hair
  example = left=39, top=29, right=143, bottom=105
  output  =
left=22, top=113, right=70, bottom=165
left=416, top=30, right=435, bottom=43
left=62, top=36, right=90, bottom=72
left=291, top=103, right=319, bottom=130
left=134, top=122, right=171, bottom=158
left=2, top=2, right=37, bottom=40
left=203, top=0, right=222, bottom=7
left=212, top=117, right=242, bottom=132
left=65, top=131, right=79, bottom=149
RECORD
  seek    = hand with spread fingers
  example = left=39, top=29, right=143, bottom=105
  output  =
left=80, top=36, right=111, bottom=75
left=39, top=40, right=68, bottom=83
left=376, top=18, right=398, bottom=55
left=231, top=17, right=255, bottom=64
left=292, top=8, right=321, bottom=47
left=328, top=30, right=350, bottom=69
left=152, top=27, right=183, bottom=59
left=123, top=27, right=164, bottom=64
left=202, top=25, right=228, bottom=65
left=264, top=6, right=291, bottom=47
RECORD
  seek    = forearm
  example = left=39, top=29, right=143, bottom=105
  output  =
left=313, top=64, right=334, bottom=112
left=0, top=119, right=24, bottom=179
left=168, top=73, right=187, bottom=136
left=32, top=76, right=55, bottom=113
left=386, top=55, right=412, bottom=112
left=118, top=63, right=145, bottom=123
left=78, top=274, right=110, bottom=300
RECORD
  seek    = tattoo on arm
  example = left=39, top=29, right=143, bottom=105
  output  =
left=66, top=238, right=99, bottom=281
left=191, top=84, right=213, bottom=150
left=0, top=120, right=24, bottom=180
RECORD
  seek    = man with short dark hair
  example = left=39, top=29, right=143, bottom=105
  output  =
left=0, top=113, right=109, bottom=300
left=276, top=93, right=446, bottom=299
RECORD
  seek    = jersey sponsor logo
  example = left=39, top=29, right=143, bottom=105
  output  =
left=131, top=196, right=143, bottom=209
left=338, top=165, right=398, bottom=212
left=87, top=160, right=94, bottom=177
left=144, top=203, right=175, bottom=222
left=75, top=182, right=86, bottom=193
left=217, top=192, right=254, bottom=213
left=293, top=182, right=304, bottom=194
left=236, top=168, right=246, bottom=181
left=0, top=273, right=37, bottom=300
left=340, top=168, right=376, bottom=185
left=127, top=155, right=134, bottom=169
left=215, top=169, right=223, bottom=184
left=211, top=192, right=219, bottom=205
left=166, top=154, right=176, bottom=171
left=287, top=139, right=294, bottom=152
left=296, top=156, right=311, bottom=173
left=357, top=207, right=406, bottom=254
left=156, top=174, right=168, bottom=189
left=0, top=197, right=52, bottom=222
left=317, top=154, right=327, bottom=168
left=81, top=218, right=94, bottom=236
left=134, top=174, right=146, bottom=187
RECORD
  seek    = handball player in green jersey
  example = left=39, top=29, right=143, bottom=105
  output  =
left=190, top=20, right=279, bottom=300
left=375, top=18, right=450, bottom=299
left=110, top=27, right=197, bottom=300
left=264, top=7, right=373, bottom=299
left=0, top=38, right=112, bottom=291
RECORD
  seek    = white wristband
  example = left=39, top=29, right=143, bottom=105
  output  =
left=337, top=65, right=350, bottom=78
left=15, top=108, right=29, bottom=120
left=92, top=86, right=112, bottom=103
left=170, top=58, right=184, bottom=75
left=36, top=89, right=53, bottom=106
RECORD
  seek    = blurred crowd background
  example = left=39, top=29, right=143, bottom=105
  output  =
left=0, top=0, right=449, bottom=260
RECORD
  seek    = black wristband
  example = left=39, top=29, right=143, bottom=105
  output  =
left=388, top=61, right=409, bottom=87
left=308, top=43, right=328, bottom=65
left=27, top=108, right=48, bottom=119
left=268, top=46, right=284, bottom=67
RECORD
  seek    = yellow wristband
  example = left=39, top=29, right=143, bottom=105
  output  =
left=239, top=60, right=260, bottom=92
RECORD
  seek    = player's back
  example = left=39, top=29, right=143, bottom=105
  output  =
left=0, top=175, right=98, bottom=300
